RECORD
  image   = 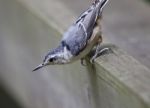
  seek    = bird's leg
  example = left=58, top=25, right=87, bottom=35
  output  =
left=90, top=44, right=101, bottom=63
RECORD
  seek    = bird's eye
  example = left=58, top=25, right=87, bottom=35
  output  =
left=49, top=57, right=56, bottom=62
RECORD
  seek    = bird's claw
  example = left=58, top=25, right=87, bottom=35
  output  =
left=90, top=47, right=111, bottom=63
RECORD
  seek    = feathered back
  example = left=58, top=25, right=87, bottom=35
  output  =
left=62, top=0, right=109, bottom=56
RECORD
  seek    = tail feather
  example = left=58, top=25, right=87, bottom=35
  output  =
left=94, top=0, right=109, bottom=16
left=93, top=0, right=109, bottom=6
left=99, top=0, right=109, bottom=10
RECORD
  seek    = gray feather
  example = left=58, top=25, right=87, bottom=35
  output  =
left=62, top=24, right=87, bottom=55
left=62, top=0, right=109, bottom=56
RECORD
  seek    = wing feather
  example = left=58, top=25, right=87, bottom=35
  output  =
left=62, top=24, right=87, bottom=56
left=62, top=0, right=109, bottom=56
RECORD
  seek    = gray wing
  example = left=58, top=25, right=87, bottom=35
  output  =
left=61, top=0, right=108, bottom=56
left=62, top=6, right=98, bottom=56
left=62, top=24, right=88, bottom=56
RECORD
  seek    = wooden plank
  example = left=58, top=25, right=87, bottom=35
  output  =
left=86, top=45, right=150, bottom=108
left=0, top=0, right=150, bottom=108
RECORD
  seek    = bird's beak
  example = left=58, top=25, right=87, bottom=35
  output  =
left=32, top=63, right=45, bottom=72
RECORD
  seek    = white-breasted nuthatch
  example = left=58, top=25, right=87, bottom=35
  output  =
left=33, top=0, right=109, bottom=71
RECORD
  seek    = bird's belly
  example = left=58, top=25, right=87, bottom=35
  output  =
left=76, top=41, right=96, bottom=59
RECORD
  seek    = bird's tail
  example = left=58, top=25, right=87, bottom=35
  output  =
left=93, top=0, right=109, bottom=15
left=93, top=0, right=109, bottom=7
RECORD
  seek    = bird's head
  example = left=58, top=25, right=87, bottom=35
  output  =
left=32, top=43, right=73, bottom=72
left=32, top=53, right=60, bottom=71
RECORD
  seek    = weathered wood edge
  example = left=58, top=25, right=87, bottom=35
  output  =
left=17, top=0, right=150, bottom=107
left=91, top=45, right=150, bottom=107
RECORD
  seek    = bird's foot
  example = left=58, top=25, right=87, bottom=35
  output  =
left=90, top=47, right=111, bottom=63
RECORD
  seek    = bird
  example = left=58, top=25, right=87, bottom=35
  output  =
left=33, top=0, right=109, bottom=71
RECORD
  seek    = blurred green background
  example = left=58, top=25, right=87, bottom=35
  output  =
left=144, top=0, right=150, bottom=3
